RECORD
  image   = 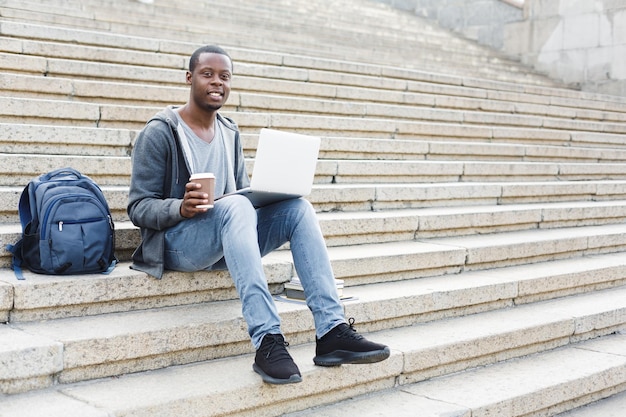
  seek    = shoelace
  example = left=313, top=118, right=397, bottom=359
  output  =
left=261, top=335, right=292, bottom=362
left=335, top=317, right=364, bottom=340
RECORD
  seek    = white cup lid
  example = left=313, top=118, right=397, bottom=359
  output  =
left=190, top=172, right=215, bottom=180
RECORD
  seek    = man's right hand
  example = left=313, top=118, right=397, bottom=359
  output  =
left=180, top=181, right=210, bottom=218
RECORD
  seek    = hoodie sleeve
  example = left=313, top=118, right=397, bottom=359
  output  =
left=127, top=120, right=186, bottom=231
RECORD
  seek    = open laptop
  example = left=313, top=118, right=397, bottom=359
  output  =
left=216, top=128, right=321, bottom=208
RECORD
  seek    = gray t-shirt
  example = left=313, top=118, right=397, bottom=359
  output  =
left=175, top=112, right=229, bottom=198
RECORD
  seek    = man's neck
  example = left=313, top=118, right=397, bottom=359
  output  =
left=177, top=104, right=218, bottom=143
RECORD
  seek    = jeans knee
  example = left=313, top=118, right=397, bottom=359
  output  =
left=217, top=194, right=257, bottom=224
left=285, top=198, right=316, bottom=218
left=297, top=198, right=317, bottom=223
left=295, top=197, right=314, bottom=212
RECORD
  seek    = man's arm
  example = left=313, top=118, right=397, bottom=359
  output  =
left=127, top=123, right=186, bottom=231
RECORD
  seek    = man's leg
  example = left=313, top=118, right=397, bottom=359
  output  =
left=257, top=198, right=390, bottom=366
left=256, top=198, right=345, bottom=337
left=165, top=195, right=302, bottom=384
left=163, top=194, right=282, bottom=348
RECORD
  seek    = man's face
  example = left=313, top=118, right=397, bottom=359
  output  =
left=187, top=52, right=232, bottom=112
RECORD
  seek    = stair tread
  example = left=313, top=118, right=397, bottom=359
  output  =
left=7, top=256, right=626, bottom=342
left=555, top=390, right=626, bottom=417
left=3, top=289, right=626, bottom=416
left=2, top=0, right=626, bottom=413
left=283, top=333, right=626, bottom=417
left=2, top=225, right=626, bottom=317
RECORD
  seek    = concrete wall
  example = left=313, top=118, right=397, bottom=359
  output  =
left=505, top=0, right=626, bottom=96
left=370, top=0, right=626, bottom=97
left=374, top=0, right=524, bottom=50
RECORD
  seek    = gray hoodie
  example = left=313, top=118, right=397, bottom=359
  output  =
left=127, top=106, right=249, bottom=278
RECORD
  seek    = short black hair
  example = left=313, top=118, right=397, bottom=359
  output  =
left=188, top=45, right=233, bottom=73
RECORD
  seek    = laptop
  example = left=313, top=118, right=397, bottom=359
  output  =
left=216, top=128, right=321, bottom=208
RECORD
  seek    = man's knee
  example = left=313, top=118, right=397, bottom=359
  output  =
left=293, top=198, right=316, bottom=220
left=216, top=194, right=257, bottom=221
left=281, top=197, right=315, bottom=214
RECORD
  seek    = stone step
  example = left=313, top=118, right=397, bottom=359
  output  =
left=2, top=179, right=626, bottom=227
left=5, top=69, right=626, bottom=131
left=0, top=0, right=624, bottom=415
left=2, top=47, right=624, bottom=125
left=310, top=180, right=623, bottom=212
left=0, top=198, right=624, bottom=275
left=6, top=152, right=626, bottom=188
left=2, top=0, right=472, bottom=52
left=0, top=0, right=556, bottom=83
left=282, top=332, right=626, bottom=417
left=0, top=123, right=626, bottom=163
left=1, top=174, right=626, bottom=224
left=2, top=224, right=626, bottom=323
left=48, top=0, right=467, bottom=51
left=239, top=92, right=626, bottom=126
left=306, top=223, right=626, bottom=283
left=555, top=389, right=626, bottom=417
left=1, top=285, right=625, bottom=412
left=2, top=96, right=625, bottom=144
left=3, top=123, right=626, bottom=163
left=3, top=61, right=625, bottom=125
left=4, top=5, right=626, bottom=110
left=3, top=20, right=625, bottom=111
left=2, top=198, right=626, bottom=270
left=318, top=200, right=626, bottom=242
left=1, top=35, right=624, bottom=120
left=0, top=30, right=539, bottom=97
left=0, top=123, right=134, bottom=156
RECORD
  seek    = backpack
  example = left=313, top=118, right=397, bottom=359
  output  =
left=7, top=167, right=117, bottom=279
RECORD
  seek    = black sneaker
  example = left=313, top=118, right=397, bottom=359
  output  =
left=314, top=318, right=390, bottom=366
left=253, top=333, right=302, bottom=384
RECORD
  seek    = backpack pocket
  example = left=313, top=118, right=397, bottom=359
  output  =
left=41, top=195, right=114, bottom=274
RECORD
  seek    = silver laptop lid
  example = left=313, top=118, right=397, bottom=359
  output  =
left=250, top=128, right=321, bottom=196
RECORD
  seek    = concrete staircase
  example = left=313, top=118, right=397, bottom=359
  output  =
left=2, top=0, right=626, bottom=415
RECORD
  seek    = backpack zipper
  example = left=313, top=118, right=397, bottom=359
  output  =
left=58, top=217, right=105, bottom=232
left=41, top=194, right=109, bottom=239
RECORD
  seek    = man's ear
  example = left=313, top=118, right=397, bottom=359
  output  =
left=185, top=71, right=192, bottom=84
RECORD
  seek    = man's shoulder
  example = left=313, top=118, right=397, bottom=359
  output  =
left=148, top=107, right=177, bottom=127
left=137, top=108, right=174, bottom=135
left=217, top=113, right=239, bottom=132
left=134, top=109, right=177, bottom=150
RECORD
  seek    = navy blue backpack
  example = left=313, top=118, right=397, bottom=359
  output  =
left=8, top=167, right=117, bottom=279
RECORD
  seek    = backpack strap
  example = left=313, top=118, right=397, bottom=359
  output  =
left=6, top=242, right=25, bottom=280
left=20, top=167, right=85, bottom=230
left=103, top=259, right=117, bottom=275
left=10, top=183, right=31, bottom=281
left=17, top=183, right=33, bottom=231
left=41, top=167, right=83, bottom=182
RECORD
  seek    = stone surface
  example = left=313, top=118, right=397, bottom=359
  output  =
left=0, top=281, right=11, bottom=321
left=403, top=334, right=626, bottom=416
left=555, top=389, right=626, bottom=417
left=0, top=0, right=626, bottom=415
left=0, top=391, right=109, bottom=417
left=0, top=326, right=62, bottom=393
left=59, top=344, right=402, bottom=417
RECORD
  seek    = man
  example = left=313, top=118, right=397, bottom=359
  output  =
left=127, top=45, right=389, bottom=384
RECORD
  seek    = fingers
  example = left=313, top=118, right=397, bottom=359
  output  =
left=181, top=182, right=211, bottom=218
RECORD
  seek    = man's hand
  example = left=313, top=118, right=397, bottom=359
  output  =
left=180, top=181, right=211, bottom=218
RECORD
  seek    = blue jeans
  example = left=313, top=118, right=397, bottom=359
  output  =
left=163, top=195, right=345, bottom=348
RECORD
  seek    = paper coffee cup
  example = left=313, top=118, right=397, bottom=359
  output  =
left=190, top=173, right=215, bottom=208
